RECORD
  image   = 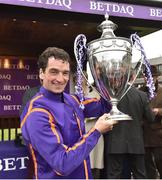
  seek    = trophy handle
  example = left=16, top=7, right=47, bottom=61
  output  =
left=74, top=34, right=105, bottom=99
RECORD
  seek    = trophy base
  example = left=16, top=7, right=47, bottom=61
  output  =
left=108, top=100, right=132, bottom=121
left=108, top=112, right=132, bottom=121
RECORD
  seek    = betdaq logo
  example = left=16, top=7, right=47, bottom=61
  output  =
left=4, top=105, right=21, bottom=111
left=89, top=1, right=134, bottom=16
left=27, top=74, right=39, bottom=80
left=3, top=85, right=30, bottom=91
left=150, top=8, right=162, bottom=17
left=0, top=74, right=11, bottom=80
left=0, top=156, right=29, bottom=171
left=18, top=0, right=72, bottom=9
left=0, top=95, right=11, bottom=101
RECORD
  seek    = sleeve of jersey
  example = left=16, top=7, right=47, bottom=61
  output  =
left=83, top=97, right=111, bottom=118
left=26, top=110, right=101, bottom=176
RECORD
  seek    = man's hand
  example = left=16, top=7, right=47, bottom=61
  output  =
left=94, top=113, right=118, bottom=134
left=152, top=108, right=159, bottom=115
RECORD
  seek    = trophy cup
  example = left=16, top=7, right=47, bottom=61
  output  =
left=87, top=14, right=133, bottom=121
left=74, top=14, right=154, bottom=121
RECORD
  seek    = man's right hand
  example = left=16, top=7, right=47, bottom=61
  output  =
left=94, top=113, right=118, bottom=134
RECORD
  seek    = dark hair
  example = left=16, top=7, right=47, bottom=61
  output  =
left=38, top=47, right=71, bottom=71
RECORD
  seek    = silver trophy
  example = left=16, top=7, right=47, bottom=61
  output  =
left=74, top=14, right=147, bottom=120
left=87, top=14, right=134, bottom=121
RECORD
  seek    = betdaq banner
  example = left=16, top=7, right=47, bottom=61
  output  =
left=0, top=57, right=40, bottom=117
left=0, top=0, right=161, bottom=21
left=0, top=141, right=30, bottom=179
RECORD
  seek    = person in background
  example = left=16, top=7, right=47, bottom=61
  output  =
left=141, top=65, right=162, bottom=179
left=83, top=82, right=105, bottom=179
left=104, top=69, right=154, bottom=179
left=20, top=47, right=117, bottom=179
left=73, top=71, right=105, bottom=179
left=20, top=85, right=41, bottom=115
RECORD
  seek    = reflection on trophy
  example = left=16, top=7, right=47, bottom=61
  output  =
left=87, top=14, right=133, bottom=121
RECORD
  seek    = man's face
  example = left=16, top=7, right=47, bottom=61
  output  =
left=40, top=57, right=70, bottom=93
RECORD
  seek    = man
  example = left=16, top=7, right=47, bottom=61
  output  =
left=20, top=47, right=116, bottom=179
left=104, top=75, right=154, bottom=179
left=84, top=83, right=105, bottom=179
left=142, top=65, right=162, bottom=179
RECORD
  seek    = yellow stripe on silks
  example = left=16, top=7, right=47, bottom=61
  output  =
left=20, top=95, right=43, bottom=128
left=30, top=108, right=60, bottom=143
left=82, top=98, right=98, bottom=105
left=71, top=95, right=99, bottom=106
left=66, top=115, right=96, bottom=179
left=71, top=95, right=80, bottom=104
left=29, top=144, right=38, bottom=180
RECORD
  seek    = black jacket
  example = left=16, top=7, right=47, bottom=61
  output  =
left=104, top=86, right=154, bottom=154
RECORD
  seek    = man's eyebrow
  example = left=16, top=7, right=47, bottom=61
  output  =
left=48, top=68, right=59, bottom=72
left=50, top=68, right=59, bottom=71
left=49, top=68, right=70, bottom=72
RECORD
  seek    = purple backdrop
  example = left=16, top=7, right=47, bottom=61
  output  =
left=0, top=141, right=30, bottom=179
left=0, top=56, right=70, bottom=117
left=0, top=57, right=40, bottom=117
left=0, top=0, right=161, bottom=21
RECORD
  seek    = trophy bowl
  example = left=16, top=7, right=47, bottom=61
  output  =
left=87, top=14, right=133, bottom=121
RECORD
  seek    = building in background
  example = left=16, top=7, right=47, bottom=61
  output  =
left=133, top=30, right=162, bottom=85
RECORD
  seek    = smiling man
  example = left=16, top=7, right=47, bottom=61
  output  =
left=39, top=56, right=70, bottom=93
left=20, top=47, right=116, bottom=179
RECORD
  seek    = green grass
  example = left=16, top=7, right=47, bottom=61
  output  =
left=0, top=128, right=21, bottom=141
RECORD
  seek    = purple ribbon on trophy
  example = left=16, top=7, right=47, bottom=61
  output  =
left=74, top=34, right=87, bottom=109
left=130, top=33, right=155, bottom=100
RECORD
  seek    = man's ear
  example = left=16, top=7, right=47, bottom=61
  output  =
left=39, top=68, right=44, bottom=80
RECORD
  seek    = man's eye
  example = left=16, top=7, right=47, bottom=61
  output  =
left=51, top=71, right=58, bottom=75
left=63, top=72, right=69, bottom=76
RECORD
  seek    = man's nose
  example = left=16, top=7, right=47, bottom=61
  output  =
left=56, top=73, right=64, bottom=82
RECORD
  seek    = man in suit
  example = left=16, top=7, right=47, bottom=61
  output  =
left=142, top=65, right=162, bottom=179
left=104, top=83, right=154, bottom=178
